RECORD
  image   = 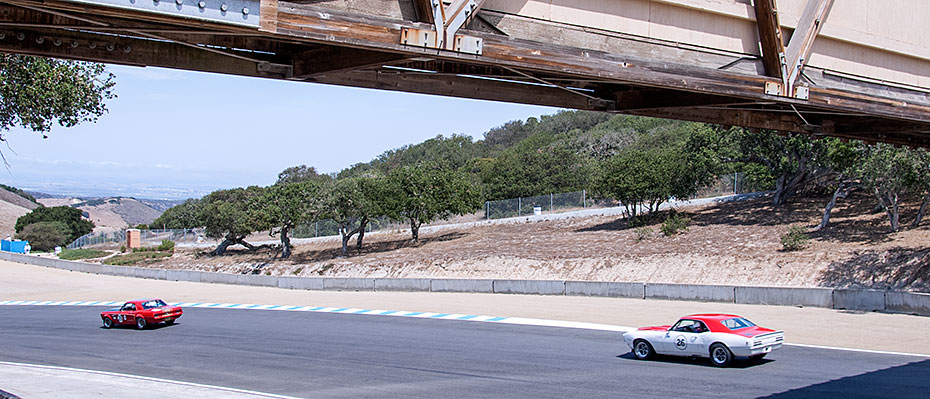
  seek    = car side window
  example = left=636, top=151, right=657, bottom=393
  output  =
left=672, top=319, right=708, bottom=333
left=122, top=303, right=135, bottom=311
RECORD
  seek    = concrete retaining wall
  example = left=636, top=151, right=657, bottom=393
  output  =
left=3, top=253, right=929, bottom=316
left=646, top=283, right=735, bottom=303
left=735, top=286, right=834, bottom=308
left=493, top=280, right=565, bottom=295
left=885, top=291, right=930, bottom=316
left=430, top=279, right=494, bottom=293
left=834, top=289, right=886, bottom=311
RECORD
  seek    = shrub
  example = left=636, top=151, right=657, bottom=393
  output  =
left=120, top=245, right=126, bottom=253
left=634, top=226, right=653, bottom=241
left=15, top=221, right=69, bottom=252
left=660, top=212, right=691, bottom=236
left=15, top=206, right=94, bottom=243
left=59, top=248, right=109, bottom=260
left=135, top=224, right=148, bottom=230
left=781, top=225, right=810, bottom=251
left=103, top=251, right=172, bottom=265
left=157, top=240, right=175, bottom=252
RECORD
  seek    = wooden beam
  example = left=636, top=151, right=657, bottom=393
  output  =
left=307, top=69, right=594, bottom=110
left=784, top=0, right=834, bottom=78
left=0, top=27, right=288, bottom=78
left=412, top=0, right=435, bottom=23
left=269, top=4, right=930, bottom=124
left=613, top=89, right=747, bottom=111
left=292, top=47, right=407, bottom=78
left=753, top=0, right=785, bottom=79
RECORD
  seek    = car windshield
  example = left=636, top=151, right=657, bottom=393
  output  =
left=721, top=317, right=756, bottom=330
left=142, top=300, right=167, bottom=309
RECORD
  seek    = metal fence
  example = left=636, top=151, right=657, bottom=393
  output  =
left=485, top=190, right=591, bottom=220
left=67, top=228, right=205, bottom=249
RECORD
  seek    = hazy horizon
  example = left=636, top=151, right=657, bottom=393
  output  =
left=2, top=65, right=557, bottom=200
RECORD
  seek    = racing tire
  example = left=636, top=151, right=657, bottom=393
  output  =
left=633, top=340, right=655, bottom=360
left=135, top=317, right=147, bottom=330
left=710, top=343, right=733, bottom=368
left=102, top=317, right=113, bottom=329
left=749, top=354, right=767, bottom=361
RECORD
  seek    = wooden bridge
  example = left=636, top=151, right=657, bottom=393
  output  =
left=1, top=0, right=928, bottom=146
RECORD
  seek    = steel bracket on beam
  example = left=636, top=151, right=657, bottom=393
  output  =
left=401, top=0, right=483, bottom=55
left=66, top=0, right=261, bottom=27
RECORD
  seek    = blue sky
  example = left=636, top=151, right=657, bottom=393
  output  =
left=1, top=65, right=557, bottom=199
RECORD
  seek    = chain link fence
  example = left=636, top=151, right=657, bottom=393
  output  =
left=485, top=190, right=591, bottom=220
left=67, top=228, right=205, bottom=249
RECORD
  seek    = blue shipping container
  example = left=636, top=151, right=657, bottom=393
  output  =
left=1, top=239, right=29, bottom=253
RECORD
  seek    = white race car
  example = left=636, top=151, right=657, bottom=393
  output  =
left=622, top=314, right=784, bottom=367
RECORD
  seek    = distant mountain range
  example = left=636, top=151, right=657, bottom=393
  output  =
left=0, top=185, right=187, bottom=237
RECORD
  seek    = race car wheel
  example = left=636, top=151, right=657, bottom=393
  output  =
left=136, top=317, right=147, bottom=330
left=102, top=317, right=113, bottom=329
left=633, top=340, right=655, bottom=360
left=165, top=319, right=175, bottom=326
left=710, top=343, right=733, bottom=368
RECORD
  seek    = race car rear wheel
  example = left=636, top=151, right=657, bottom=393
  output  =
left=136, top=317, right=147, bottom=330
left=102, top=317, right=113, bottom=329
left=633, top=340, right=655, bottom=360
left=710, top=343, right=733, bottom=367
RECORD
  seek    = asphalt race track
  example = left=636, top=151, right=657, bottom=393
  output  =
left=1, top=306, right=927, bottom=398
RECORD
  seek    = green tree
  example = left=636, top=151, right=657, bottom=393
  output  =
left=263, top=181, right=327, bottom=258
left=691, top=128, right=834, bottom=205
left=593, top=144, right=709, bottom=221
left=385, top=165, right=482, bottom=241
left=276, top=165, right=333, bottom=184
left=0, top=54, right=115, bottom=153
left=15, top=206, right=94, bottom=243
left=201, top=186, right=269, bottom=255
left=15, top=221, right=69, bottom=251
left=152, top=199, right=204, bottom=229
left=324, top=177, right=389, bottom=255
left=480, top=132, right=591, bottom=200
left=860, top=144, right=926, bottom=232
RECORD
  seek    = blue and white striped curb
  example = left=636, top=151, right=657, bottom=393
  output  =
left=0, top=300, right=632, bottom=332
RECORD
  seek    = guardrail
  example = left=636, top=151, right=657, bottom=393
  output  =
left=2, top=251, right=928, bottom=317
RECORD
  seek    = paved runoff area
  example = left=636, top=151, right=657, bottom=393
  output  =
left=2, top=260, right=930, bottom=397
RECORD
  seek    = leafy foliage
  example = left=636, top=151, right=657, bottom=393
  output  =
left=263, top=181, right=328, bottom=257
left=151, top=199, right=203, bottom=229
left=277, top=165, right=333, bottom=184
left=15, top=221, right=69, bottom=251
left=15, top=206, right=94, bottom=243
left=0, top=54, right=115, bottom=140
left=660, top=212, right=691, bottom=236
left=201, top=186, right=269, bottom=255
left=58, top=248, right=109, bottom=260
left=384, top=165, right=483, bottom=241
left=781, top=225, right=810, bottom=252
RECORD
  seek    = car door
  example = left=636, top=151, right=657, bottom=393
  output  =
left=121, top=303, right=137, bottom=325
left=664, top=319, right=708, bottom=356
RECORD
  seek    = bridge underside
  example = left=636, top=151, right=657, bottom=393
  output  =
left=0, top=0, right=928, bottom=146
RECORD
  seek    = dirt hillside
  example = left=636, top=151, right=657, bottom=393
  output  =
left=37, top=197, right=163, bottom=232
left=0, top=200, right=30, bottom=238
left=122, top=192, right=930, bottom=293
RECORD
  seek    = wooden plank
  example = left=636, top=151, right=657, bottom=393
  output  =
left=412, top=0, right=434, bottom=23
left=259, top=0, right=278, bottom=33
left=0, top=27, right=285, bottom=78
left=612, top=89, right=745, bottom=111
left=752, top=0, right=785, bottom=79
left=272, top=3, right=930, bottom=124
left=291, top=47, right=407, bottom=78
left=784, top=0, right=834, bottom=74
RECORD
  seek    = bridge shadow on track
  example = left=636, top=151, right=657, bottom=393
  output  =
left=614, top=352, right=773, bottom=369
left=759, top=359, right=930, bottom=398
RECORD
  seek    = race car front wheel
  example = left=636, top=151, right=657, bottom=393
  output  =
left=633, top=340, right=655, bottom=360
left=136, top=317, right=147, bottom=330
left=710, top=343, right=733, bottom=367
left=102, top=317, right=113, bottom=329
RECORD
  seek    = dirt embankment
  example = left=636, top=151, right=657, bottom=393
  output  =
left=119, top=193, right=930, bottom=292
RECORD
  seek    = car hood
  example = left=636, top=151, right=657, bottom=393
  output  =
left=637, top=325, right=672, bottom=331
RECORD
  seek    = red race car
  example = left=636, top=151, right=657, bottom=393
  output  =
left=100, top=299, right=182, bottom=330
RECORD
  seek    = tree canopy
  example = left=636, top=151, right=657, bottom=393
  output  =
left=15, top=206, right=94, bottom=243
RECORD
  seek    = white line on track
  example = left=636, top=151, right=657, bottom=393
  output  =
left=0, top=361, right=303, bottom=399
left=4, top=300, right=929, bottom=358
